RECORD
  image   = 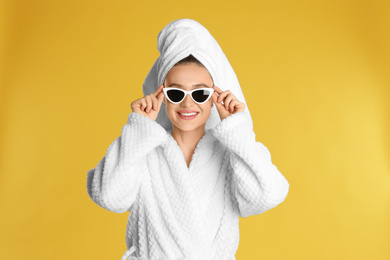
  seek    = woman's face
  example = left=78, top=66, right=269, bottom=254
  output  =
left=164, top=63, right=214, bottom=132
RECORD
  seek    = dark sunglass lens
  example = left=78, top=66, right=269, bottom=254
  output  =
left=192, top=90, right=210, bottom=103
left=167, top=89, right=185, bottom=102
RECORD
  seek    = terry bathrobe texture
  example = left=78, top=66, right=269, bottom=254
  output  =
left=86, top=18, right=289, bottom=260
left=87, top=111, right=289, bottom=260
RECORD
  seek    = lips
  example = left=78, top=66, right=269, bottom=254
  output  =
left=177, top=110, right=199, bottom=114
left=177, top=111, right=199, bottom=120
left=177, top=111, right=199, bottom=115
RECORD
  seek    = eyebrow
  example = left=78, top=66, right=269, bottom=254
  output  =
left=166, top=83, right=211, bottom=88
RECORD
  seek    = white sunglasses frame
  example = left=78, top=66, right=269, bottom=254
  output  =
left=162, top=87, right=214, bottom=104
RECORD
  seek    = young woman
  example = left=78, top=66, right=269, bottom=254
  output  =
left=87, top=19, right=289, bottom=260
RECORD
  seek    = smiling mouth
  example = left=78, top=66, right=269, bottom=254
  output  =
left=177, top=112, right=199, bottom=120
left=177, top=112, right=199, bottom=116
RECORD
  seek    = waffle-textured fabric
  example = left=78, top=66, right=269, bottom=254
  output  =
left=87, top=111, right=289, bottom=260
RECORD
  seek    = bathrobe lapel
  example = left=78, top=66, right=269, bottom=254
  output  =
left=159, top=129, right=221, bottom=251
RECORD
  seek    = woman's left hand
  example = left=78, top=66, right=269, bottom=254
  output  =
left=212, top=85, right=246, bottom=121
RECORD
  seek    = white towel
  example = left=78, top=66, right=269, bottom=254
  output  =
left=142, top=18, right=252, bottom=131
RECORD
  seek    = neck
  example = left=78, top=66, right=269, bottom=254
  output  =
left=171, top=125, right=205, bottom=151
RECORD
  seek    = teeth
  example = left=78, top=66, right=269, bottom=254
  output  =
left=180, top=112, right=197, bottom=116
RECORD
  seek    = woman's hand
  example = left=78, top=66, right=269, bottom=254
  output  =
left=131, top=85, right=165, bottom=121
left=212, top=85, right=246, bottom=121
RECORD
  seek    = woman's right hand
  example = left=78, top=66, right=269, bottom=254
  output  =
left=131, top=85, right=165, bottom=121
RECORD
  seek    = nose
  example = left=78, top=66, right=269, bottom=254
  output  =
left=180, top=93, right=194, bottom=107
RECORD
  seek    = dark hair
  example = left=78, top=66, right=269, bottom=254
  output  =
left=174, top=54, right=205, bottom=67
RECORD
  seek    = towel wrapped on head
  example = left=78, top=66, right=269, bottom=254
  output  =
left=142, top=18, right=252, bottom=131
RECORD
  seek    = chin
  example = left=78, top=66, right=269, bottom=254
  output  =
left=174, top=120, right=207, bottom=132
left=168, top=111, right=210, bottom=132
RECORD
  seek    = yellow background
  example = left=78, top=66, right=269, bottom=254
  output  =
left=1, top=0, right=389, bottom=259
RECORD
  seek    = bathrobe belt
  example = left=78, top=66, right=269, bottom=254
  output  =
left=121, top=246, right=136, bottom=260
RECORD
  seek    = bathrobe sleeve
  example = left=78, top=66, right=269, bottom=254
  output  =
left=212, top=111, right=289, bottom=218
left=87, top=112, right=168, bottom=213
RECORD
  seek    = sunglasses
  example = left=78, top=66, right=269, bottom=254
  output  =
left=163, top=87, right=214, bottom=104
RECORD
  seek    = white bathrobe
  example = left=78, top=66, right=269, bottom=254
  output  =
left=86, top=18, right=289, bottom=260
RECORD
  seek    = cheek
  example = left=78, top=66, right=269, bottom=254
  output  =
left=166, top=103, right=178, bottom=116
left=201, top=102, right=212, bottom=114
